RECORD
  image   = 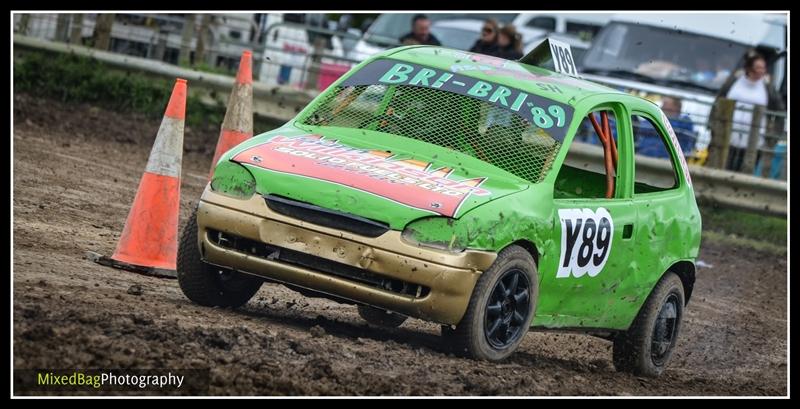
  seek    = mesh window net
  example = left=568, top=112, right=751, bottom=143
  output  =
left=298, top=84, right=563, bottom=184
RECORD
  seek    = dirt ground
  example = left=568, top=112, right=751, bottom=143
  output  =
left=12, top=94, right=788, bottom=396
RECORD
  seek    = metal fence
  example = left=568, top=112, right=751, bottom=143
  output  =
left=255, top=21, right=367, bottom=91
left=672, top=101, right=786, bottom=180
left=13, top=13, right=260, bottom=71
left=13, top=12, right=788, bottom=181
left=12, top=13, right=368, bottom=89
left=572, top=99, right=787, bottom=180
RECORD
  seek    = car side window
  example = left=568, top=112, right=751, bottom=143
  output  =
left=632, top=115, right=679, bottom=193
left=527, top=17, right=556, bottom=31
left=555, top=109, right=620, bottom=199
left=565, top=22, right=601, bottom=40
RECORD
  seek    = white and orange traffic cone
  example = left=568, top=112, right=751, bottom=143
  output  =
left=87, top=78, right=187, bottom=278
left=208, top=50, right=254, bottom=179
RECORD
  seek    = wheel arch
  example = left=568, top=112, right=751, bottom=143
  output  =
left=667, top=260, right=696, bottom=304
left=507, top=239, right=540, bottom=267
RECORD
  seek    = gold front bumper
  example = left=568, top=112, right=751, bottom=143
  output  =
left=196, top=186, right=497, bottom=325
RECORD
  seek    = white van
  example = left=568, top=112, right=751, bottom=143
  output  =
left=579, top=13, right=787, bottom=151
left=346, top=13, right=517, bottom=61
left=512, top=13, right=612, bottom=41
left=258, top=14, right=347, bottom=89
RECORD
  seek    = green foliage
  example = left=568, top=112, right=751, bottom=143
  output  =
left=699, top=203, right=787, bottom=246
left=179, top=61, right=235, bottom=76
left=701, top=230, right=786, bottom=256
left=14, top=51, right=225, bottom=127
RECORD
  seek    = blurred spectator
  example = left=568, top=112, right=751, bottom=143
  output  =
left=712, top=51, right=784, bottom=171
left=469, top=18, right=499, bottom=56
left=496, top=24, right=523, bottom=60
left=659, top=96, right=696, bottom=156
left=399, top=14, right=441, bottom=46
left=661, top=96, right=695, bottom=136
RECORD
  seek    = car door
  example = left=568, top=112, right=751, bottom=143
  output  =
left=627, top=104, right=699, bottom=304
left=536, top=100, right=639, bottom=330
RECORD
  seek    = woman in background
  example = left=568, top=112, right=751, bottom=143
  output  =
left=712, top=52, right=784, bottom=171
left=469, top=18, right=499, bottom=56
left=496, top=24, right=523, bottom=60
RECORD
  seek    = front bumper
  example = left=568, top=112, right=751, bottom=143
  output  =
left=195, top=186, right=497, bottom=325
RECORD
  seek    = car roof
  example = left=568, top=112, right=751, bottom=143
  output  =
left=514, top=13, right=613, bottom=25
left=608, top=13, right=786, bottom=49
left=378, top=45, right=623, bottom=106
left=430, top=19, right=482, bottom=31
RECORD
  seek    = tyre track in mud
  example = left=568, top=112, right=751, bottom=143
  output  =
left=12, top=94, right=787, bottom=396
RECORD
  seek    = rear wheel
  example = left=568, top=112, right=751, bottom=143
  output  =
left=177, top=208, right=263, bottom=308
left=443, top=245, right=538, bottom=361
left=613, top=272, right=685, bottom=377
left=357, top=305, right=407, bottom=328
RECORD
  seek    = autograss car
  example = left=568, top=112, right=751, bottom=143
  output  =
left=178, top=45, right=701, bottom=377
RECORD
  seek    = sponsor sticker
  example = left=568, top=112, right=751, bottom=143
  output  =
left=547, top=38, right=580, bottom=78
left=557, top=208, right=614, bottom=278
left=232, top=135, right=492, bottom=217
left=660, top=109, right=693, bottom=186
left=341, top=59, right=574, bottom=142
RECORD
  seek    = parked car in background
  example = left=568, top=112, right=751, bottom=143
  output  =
left=347, top=13, right=519, bottom=61
left=513, top=13, right=612, bottom=41
left=431, top=19, right=544, bottom=53
left=580, top=13, right=787, bottom=153
left=347, top=13, right=611, bottom=62
left=258, top=14, right=347, bottom=89
left=429, top=19, right=483, bottom=51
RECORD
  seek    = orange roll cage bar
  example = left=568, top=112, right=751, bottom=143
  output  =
left=588, top=111, right=618, bottom=199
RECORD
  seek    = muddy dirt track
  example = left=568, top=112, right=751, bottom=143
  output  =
left=12, top=94, right=787, bottom=396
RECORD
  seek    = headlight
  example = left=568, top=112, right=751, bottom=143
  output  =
left=210, top=161, right=256, bottom=199
left=401, top=216, right=467, bottom=253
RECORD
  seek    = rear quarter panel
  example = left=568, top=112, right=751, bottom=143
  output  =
left=528, top=94, right=701, bottom=330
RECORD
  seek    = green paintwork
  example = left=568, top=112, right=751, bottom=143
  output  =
left=210, top=45, right=701, bottom=331
left=210, top=160, right=257, bottom=199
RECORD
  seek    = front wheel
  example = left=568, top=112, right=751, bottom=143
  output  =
left=613, top=272, right=685, bottom=377
left=443, top=245, right=538, bottom=361
left=177, top=208, right=263, bottom=308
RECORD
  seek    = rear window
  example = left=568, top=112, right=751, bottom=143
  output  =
left=298, top=58, right=574, bottom=184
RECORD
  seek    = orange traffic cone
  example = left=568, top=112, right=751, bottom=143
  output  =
left=87, top=78, right=187, bottom=278
left=208, top=50, right=254, bottom=179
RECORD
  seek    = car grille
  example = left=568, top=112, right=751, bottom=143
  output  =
left=264, top=194, right=390, bottom=238
left=207, top=229, right=430, bottom=299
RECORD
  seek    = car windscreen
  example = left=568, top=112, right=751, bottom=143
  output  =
left=564, top=21, right=603, bottom=40
left=582, top=22, right=749, bottom=92
left=430, top=26, right=479, bottom=51
left=297, top=58, right=573, bottom=184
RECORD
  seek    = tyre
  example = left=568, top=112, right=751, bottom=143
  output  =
left=357, top=305, right=407, bottom=328
left=443, top=245, right=538, bottom=361
left=612, top=272, right=685, bottom=377
left=177, top=208, right=263, bottom=308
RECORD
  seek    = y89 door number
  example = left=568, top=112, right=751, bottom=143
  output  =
left=557, top=208, right=614, bottom=278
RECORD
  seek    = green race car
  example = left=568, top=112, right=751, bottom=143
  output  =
left=178, top=45, right=701, bottom=377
